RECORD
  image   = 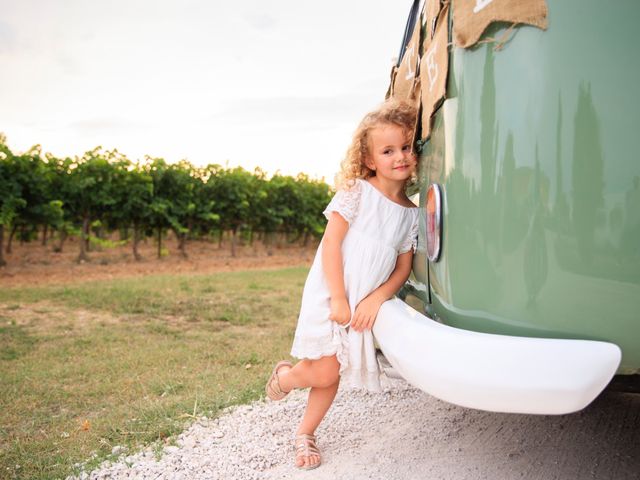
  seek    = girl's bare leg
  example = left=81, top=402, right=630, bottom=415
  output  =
left=296, top=382, right=339, bottom=468
left=277, top=355, right=341, bottom=468
left=278, top=355, right=340, bottom=391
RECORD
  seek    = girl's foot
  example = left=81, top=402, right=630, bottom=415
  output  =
left=294, top=433, right=321, bottom=470
left=265, top=361, right=292, bottom=401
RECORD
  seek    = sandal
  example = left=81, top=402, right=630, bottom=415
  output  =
left=294, top=433, right=321, bottom=470
left=265, top=360, right=292, bottom=401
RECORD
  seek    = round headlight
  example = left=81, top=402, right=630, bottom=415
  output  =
left=426, top=183, right=442, bottom=262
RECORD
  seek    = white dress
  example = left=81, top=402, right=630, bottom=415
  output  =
left=290, top=178, right=419, bottom=391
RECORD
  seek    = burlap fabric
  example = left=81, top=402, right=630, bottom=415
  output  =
left=388, top=17, right=422, bottom=102
left=420, top=3, right=450, bottom=140
left=453, top=0, right=548, bottom=48
left=425, top=0, right=443, bottom=41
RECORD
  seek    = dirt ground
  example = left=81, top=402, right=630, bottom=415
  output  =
left=0, top=236, right=317, bottom=288
left=6, top=236, right=640, bottom=480
left=75, top=379, right=640, bottom=480
left=267, top=384, right=640, bottom=480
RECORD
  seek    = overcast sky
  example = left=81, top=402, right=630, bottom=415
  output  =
left=0, top=0, right=412, bottom=183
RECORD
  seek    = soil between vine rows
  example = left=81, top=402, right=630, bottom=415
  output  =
left=0, top=237, right=317, bottom=288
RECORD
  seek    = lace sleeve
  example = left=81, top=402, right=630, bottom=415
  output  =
left=398, top=216, right=419, bottom=254
left=322, top=180, right=362, bottom=225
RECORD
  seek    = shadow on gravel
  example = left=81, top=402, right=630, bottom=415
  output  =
left=418, top=390, right=640, bottom=480
left=72, top=383, right=638, bottom=480
left=267, top=384, right=639, bottom=480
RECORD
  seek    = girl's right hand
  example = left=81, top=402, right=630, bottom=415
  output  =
left=329, top=297, right=351, bottom=326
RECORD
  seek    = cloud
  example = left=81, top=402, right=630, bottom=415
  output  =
left=243, top=12, right=277, bottom=30
left=55, top=52, right=81, bottom=76
left=207, top=92, right=377, bottom=130
left=69, top=117, right=147, bottom=134
left=0, top=21, right=17, bottom=54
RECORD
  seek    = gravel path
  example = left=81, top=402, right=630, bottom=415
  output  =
left=70, top=379, right=640, bottom=480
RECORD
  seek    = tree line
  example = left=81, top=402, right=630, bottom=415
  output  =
left=0, top=134, right=333, bottom=266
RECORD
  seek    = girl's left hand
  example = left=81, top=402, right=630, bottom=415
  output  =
left=351, top=293, right=385, bottom=332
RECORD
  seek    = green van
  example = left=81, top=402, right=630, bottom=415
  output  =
left=374, top=0, right=640, bottom=414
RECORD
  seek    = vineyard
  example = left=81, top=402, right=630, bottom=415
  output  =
left=0, top=134, right=333, bottom=267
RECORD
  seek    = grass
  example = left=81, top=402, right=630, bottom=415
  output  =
left=0, top=267, right=308, bottom=480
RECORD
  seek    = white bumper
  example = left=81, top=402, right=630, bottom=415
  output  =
left=373, top=298, right=621, bottom=414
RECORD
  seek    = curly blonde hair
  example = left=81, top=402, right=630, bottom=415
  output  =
left=335, top=99, right=418, bottom=190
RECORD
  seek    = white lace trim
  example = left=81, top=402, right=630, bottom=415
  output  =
left=290, top=326, right=384, bottom=392
left=323, top=180, right=362, bottom=225
left=341, top=367, right=382, bottom=392
left=399, top=216, right=419, bottom=254
left=290, top=325, right=350, bottom=376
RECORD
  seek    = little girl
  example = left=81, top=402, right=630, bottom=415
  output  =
left=265, top=99, right=419, bottom=470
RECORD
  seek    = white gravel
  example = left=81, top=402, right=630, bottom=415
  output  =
left=69, top=378, right=640, bottom=480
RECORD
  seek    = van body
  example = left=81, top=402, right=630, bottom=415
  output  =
left=373, top=0, right=640, bottom=414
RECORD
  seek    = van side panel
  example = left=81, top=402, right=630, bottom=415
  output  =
left=420, top=0, right=640, bottom=373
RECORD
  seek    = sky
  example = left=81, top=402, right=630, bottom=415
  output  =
left=0, top=0, right=412, bottom=183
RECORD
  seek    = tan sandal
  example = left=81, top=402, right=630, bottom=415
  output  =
left=265, top=360, right=292, bottom=401
left=294, top=433, right=321, bottom=470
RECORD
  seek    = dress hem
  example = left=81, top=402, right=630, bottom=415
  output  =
left=290, top=348, right=339, bottom=361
